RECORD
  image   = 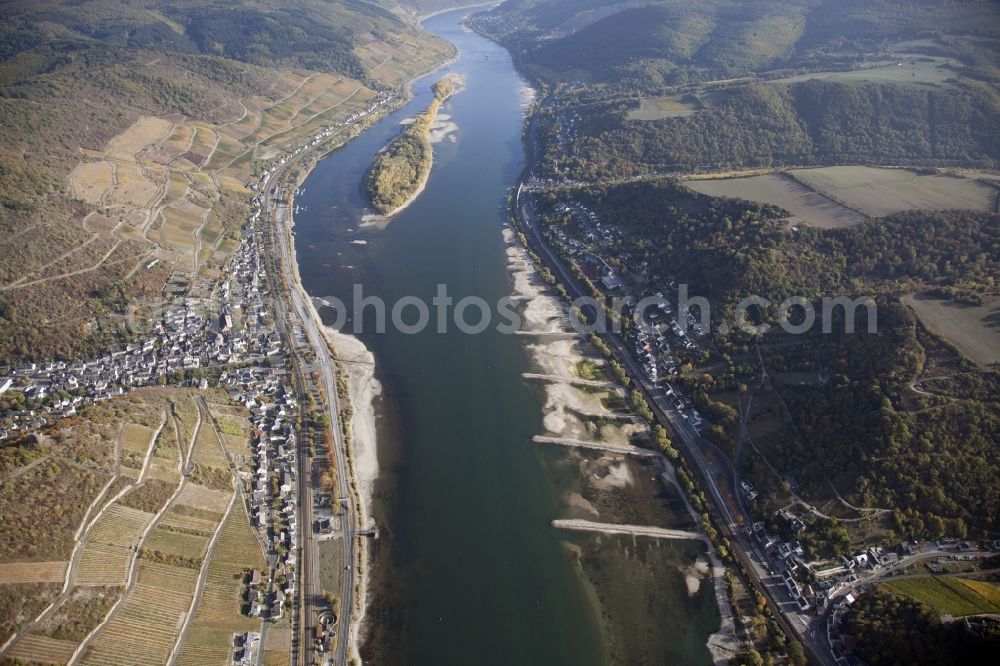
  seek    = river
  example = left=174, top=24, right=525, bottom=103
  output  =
left=292, top=7, right=720, bottom=665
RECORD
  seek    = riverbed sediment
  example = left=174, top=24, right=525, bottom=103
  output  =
left=288, top=5, right=728, bottom=663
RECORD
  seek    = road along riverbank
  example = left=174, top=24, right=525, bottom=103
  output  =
left=289, top=5, right=726, bottom=664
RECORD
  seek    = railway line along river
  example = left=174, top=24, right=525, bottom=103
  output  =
left=291, top=7, right=721, bottom=664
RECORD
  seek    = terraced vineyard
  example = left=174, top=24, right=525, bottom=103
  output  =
left=191, top=409, right=232, bottom=470
left=55, top=69, right=387, bottom=297
left=121, top=424, right=157, bottom=457
left=5, top=633, right=79, bottom=664
left=175, top=505, right=267, bottom=666
left=0, top=390, right=260, bottom=664
left=76, top=505, right=157, bottom=586
left=79, top=561, right=199, bottom=665
left=1, top=0, right=458, bottom=364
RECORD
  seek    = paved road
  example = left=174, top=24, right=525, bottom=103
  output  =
left=264, top=173, right=355, bottom=666
left=512, top=183, right=840, bottom=666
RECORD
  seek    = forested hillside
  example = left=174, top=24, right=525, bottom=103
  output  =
left=535, top=178, right=1000, bottom=535
left=496, top=0, right=1000, bottom=658
left=477, top=0, right=1000, bottom=178
left=477, top=0, right=1000, bottom=87
left=541, top=80, right=1000, bottom=178
left=2, top=0, right=409, bottom=78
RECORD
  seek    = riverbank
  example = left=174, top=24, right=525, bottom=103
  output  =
left=497, top=31, right=738, bottom=666
left=504, top=228, right=646, bottom=446
left=288, top=5, right=728, bottom=661
left=416, top=0, right=499, bottom=22
left=363, top=74, right=463, bottom=220
left=503, top=225, right=731, bottom=664
left=276, top=39, right=465, bottom=666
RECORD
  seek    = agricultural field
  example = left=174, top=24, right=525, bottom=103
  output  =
left=77, top=485, right=234, bottom=665
left=174, top=506, right=266, bottom=666
left=628, top=94, right=701, bottom=121
left=191, top=406, right=231, bottom=470
left=121, top=423, right=157, bottom=458
left=69, top=161, right=115, bottom=205
left=956, top=578, right=1000, bottom=607
left=175, top=482, right=234, bottom=515
left=788, top=166, right=998, bottom=218
left=354, top=31, right=456, bottom=88
left=903, top=293, right=1000, bottom=368
left=770, top=55, right=961, bottom=90
left=4, top=633, right=79, bottom=664
left=76, top=504, right=158, bottom=586
left=143, top=513, right=215, bottom=562
left=0, top=561, right=68, bottom=584
left=883, top=576, right=1000, bottom=617
left=78, top=561, right=199, bottom=665
left=2, top=391, right=255, bottom=663
left=0, top=388, right=249, bottom=653
left=0, top=10, right=454, bottom=365
left=106, top=117, right=174, bottom=163
left=686, top=174, right=868, bottom=228
left=687, top=166, right=998, bottom=227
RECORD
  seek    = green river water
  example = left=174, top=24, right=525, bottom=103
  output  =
left=292, top=8, right=720, bottom=664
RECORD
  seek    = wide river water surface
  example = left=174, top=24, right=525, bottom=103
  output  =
left=292, top=8, right=720, bottom=664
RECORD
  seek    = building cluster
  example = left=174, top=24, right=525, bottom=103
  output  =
left=550, top=108, right=581, bottom=149
left=740, top=479, right=759, bottom=503
left=232, top=631, right=261, bottom=665
left=746, top=520, right=838, bottom=611
left=748, top=515, right=936, bottom=616
left=0, top=79, right=406, bottom=666
left=0, top=298, right=257, bottom=439
left=0, top=183, right=273, bottom=437
left=223, top=365, right=300, bottom=621
left=0, top=89, right=394, bottom=441
left=537, top=197, right=709, bottom=422
left=313, top=611, right=339, bottom=655
left=248, top=93, right=392, bottom=196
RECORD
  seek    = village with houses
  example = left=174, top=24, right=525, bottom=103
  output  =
left=0, top=84, right=395, bottom=666
left=0, top=90, right=392, bottom=441
left=514, top=150, right=1000, bottom=666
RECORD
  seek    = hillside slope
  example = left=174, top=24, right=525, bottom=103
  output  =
left=0, top=0, right=454, bottom=364
left=476, top=0, right=1000, bottom=87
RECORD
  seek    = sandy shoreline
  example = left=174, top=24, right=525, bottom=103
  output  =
left=279, top=41, right=465, bottom=666
left=504, top=227, right=645, bottom=446
left=502, top=231, right=738, bottom=663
